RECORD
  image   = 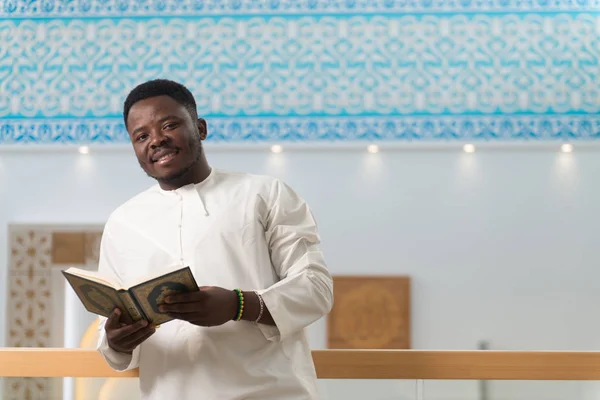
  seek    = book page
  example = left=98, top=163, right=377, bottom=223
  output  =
left=63, top=267, right=121, bottom=289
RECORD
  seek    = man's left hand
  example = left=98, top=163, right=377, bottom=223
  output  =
left=159, top=286, right=238, bottom=327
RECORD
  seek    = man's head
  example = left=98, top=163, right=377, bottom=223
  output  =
left=123, top=79, right=208, bottom=187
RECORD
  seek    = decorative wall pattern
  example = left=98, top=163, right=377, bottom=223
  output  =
left=1, top=1, right=598, bottom=144
left=4, top=229, right=53, bottom=400
left=2, top=0, right=599, bottom=16
left=3, top=226, right=103, bottom=400
left=328, top=276, right=411, bottom=349
left=3, top=115, right=599, bottom=144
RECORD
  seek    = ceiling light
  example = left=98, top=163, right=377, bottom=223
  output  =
left=561, top=143, right=573, bottom=153
left=463, top=144, right=475, bottom=153
left=367, top=144, right=379, bottom=154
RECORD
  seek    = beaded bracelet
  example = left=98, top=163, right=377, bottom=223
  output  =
left=233, top=288, right=245, bottom=321
left=254, top=291, right=264, bottom=324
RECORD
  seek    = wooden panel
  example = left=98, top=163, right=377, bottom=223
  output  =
left=328, top=276, right=410, bottom=349
left=4, top=349, right=600, bottom=381
left=0, top=349, right=137, bottom=378
left=51, top=232, right=86, bottom=265
left=312, top=350, right=600, bottom=380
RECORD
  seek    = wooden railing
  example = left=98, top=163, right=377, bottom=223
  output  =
left=2, top=349, right=600, bottom=380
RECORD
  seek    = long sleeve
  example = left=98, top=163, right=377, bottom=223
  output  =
left=257, top=179, right=334, bottom=341
left=95, top=221, right=141, bottom=372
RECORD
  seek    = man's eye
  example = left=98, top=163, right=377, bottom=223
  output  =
left=136, top=134, right=148, bottom=142
left=164, top=123, right=177, bottom=130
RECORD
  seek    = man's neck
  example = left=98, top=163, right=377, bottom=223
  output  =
left=158, top=157, right=211, bottom=191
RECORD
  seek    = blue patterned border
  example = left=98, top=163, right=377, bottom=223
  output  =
left=3, top=15, right=600, bottom=119
left=2, top=0, right=600, bottom=17
left=1, top=116, right=599, bottom=145
left=4, top=4, right=599, bottom=146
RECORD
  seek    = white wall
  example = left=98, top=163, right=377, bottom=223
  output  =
left=1, top=146, right=600, bottom=398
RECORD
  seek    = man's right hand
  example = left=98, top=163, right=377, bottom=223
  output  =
left=105, top=308, right=156, bottom=354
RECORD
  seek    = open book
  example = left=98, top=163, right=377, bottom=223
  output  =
left=62, top=266, right=199, bottom=325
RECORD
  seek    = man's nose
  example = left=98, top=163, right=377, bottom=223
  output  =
left=149, top=130, right=169, bottom=149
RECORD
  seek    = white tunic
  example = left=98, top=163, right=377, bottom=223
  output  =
left=96, top=168, right=333, bottom=400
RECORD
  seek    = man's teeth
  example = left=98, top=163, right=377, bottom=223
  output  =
left=156, top=152, right=176, bottom=162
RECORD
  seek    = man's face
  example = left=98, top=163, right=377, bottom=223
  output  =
left=126, top=95, right=206, bottom=184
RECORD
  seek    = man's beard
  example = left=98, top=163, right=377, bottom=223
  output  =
left=151, top=159, right=196, bottom=184
left=143, top=135, right=203, bottom=184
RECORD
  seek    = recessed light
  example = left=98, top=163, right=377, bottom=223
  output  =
left=270, top=144, right=283, bottom=153
left=78, top=146, right=89, bottom=155
left=561, top=143, right=573, bottom=153
left=463, top=144, right=475, bottom=153
left=367, top=144, right=379, bottom=154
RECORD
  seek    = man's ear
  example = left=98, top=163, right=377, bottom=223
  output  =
left=197, top=118, right=208, bottom=140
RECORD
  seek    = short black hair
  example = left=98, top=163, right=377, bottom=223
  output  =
left=123, top=79, right=198, bottom=126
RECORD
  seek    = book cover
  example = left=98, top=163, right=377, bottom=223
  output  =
left=62, top=272, right=123, bottom=319
left=130, top=267, right=199, bottom=325
left=63, top=266, right=199, bottom=325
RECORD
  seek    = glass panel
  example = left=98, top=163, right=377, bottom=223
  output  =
left=318, top=379, right=419, bottom=400
left=423, top=380, right=600, bottom=400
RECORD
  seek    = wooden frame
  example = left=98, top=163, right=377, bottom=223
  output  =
left=328, top=276, right=410, bottom=349
left=3, top=349, right=600, bottom=380
left=5, top=225, right=104, bottom=399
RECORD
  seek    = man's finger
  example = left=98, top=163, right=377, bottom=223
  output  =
left=164, top=291, right=202, bottom=304
left=105, top=308, right=122, bottom=330
left=119, top=310, right=135, bottom=325
left=108, top=319, right=149, bottom=340
left=159, top=302, right=200, bottom=314
left=121, top=326, right=156, bottom=348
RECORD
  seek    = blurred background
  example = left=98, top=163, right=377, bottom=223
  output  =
left=2, top=0, right=600, bottom=399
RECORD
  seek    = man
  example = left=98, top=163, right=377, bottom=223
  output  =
left=96, top=79, right=334, bottom=399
